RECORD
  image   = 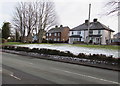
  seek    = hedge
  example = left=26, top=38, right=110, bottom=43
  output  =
left=2, top=45, right=119, bottom=64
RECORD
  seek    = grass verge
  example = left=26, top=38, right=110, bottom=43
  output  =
left=0, top=42, right=119, bottom=50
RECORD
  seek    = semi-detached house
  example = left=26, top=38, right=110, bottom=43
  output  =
left=69, top=19, right=115, bottom=45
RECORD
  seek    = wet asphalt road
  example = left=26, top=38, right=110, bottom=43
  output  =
left=2, top=52, right=120, bottom=85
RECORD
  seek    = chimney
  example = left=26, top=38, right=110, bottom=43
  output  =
left=93, top=18, right=97, bottom=22
left=60, top=25, right=63, bottom=27
left=55, top=25, right=58, bottom=28
left=85, top=20, right=89, bottom=23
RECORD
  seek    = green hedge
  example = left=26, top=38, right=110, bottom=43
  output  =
left=2, top=45, right=119, bottom=64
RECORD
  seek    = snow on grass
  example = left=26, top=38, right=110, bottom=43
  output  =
left=17, top=44, right=119, bottom=58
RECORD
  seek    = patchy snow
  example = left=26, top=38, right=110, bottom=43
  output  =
left=17, top=44, right=119, bottom=58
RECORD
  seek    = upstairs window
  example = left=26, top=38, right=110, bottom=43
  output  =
left=46, top=33, right=49, bottom=36
left=78, top=31, right=81, bottom=35
left=98, top=30, right=101, bottom=34
left=58, top=33, right=60, bottom=36
left=54, top=33, right=57, bottom=36
left=49, top=33, right=51, bottom=36
left=89, top=30, right=93, bottom=35
left=72, top=31, right=74, bottom=35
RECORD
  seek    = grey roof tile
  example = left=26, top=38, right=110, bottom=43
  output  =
left=71, top=21, right=114, bottom=32
left=47, top=26, right=69, bottom=33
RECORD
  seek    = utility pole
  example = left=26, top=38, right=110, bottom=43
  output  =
left=118, top=2, right=120, bottom=33
left=87, top=4, right=91, bottom=44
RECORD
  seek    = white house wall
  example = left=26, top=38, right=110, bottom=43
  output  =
left=69, top=29, right=113, bottom=44
left=84, top=30, right=88, bottom=42
left=101, top=30, right=112, bottom=45
left=81, top=31, right=84, bottom=41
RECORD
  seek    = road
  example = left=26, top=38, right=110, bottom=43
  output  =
left=2, top=52, right=120, bottom=84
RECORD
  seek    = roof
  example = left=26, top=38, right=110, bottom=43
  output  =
left=114, top=32, right=120, bottom=37
left=70, top=21, right=115, bottom=32
left=47, top=26, right=69, bottom=33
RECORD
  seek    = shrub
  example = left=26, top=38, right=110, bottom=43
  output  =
left=7, top=38, right=15, bottom=42
left=15, top=47, right=30, bottom=52
left=30, top=48, right=40, bottom=53
left=2, top=45, right=119, bottom=64
left=47, top=40, right=54, bottom=43
left=2, top=38, right=7, bottom=43
left=77, top=53, right=87, bottom=58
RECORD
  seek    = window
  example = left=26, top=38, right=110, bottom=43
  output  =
left=74, top=38, right=79, bottom=41
left=54, top=33, right=57, bottom=36
left=58, top=38, right=60, bottom=41
left=78, top=31, right=81, bottom=35
left=89, top=30, right=93, bottom=35
left=54, top=38, right=56, bottom=41
left=98, top=30, right=101, bottom=34
left=49, top=33, right=51, bottom=36
left=72, top=31, right=74, bottom=35
left=46, top=33, right=49, bottom=36
left=58, top=33, right=60, bottom=36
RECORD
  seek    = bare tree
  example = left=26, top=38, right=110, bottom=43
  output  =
left=105, top=0, right=120, bottom=15
left=36, top=1, right=58, bottom=43
left=13, top=2, right=27, bottom=42
left=13, top=0, right=58, bottom=43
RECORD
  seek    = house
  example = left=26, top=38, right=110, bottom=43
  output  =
left=111, top=32, right=120, bottom=45
left=32, top=29, right=46, bottom=43
left=69, top=18, right=115, bottom=45
left=46, top=25, right=70, bottom=42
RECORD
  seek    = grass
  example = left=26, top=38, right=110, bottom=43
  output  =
left=51, top=43, right=119, bottom=50
left=0, top=42, right=26, bottom=45
left=1, top=42, right=119, bottom=50
left=70, top=44, right=119, bottom=50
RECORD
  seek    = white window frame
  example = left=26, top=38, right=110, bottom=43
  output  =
left=58, top=33, right=60, bottom=36
left=57, top=38, right=60, bottom=41
left=49, top=33, right=51, bottom=36
left=73, top=38, right=79, bottom=41
left=77, top=31, right=81, bottom=35
left=54, top=38, right=56, bottom=41
left=54, top=33, right=57, bottom=36
left=46, top=33, right=49, bottom=36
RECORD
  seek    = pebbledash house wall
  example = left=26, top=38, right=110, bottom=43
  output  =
left=69, top=30, right=114, bottom=45
left=101, top=30, right=114, bottom=45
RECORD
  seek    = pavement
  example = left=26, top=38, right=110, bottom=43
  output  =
left=2, top=52, right=120, bottom=85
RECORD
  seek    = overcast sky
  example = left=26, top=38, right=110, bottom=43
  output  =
left=0, top=0, right=118, bottom=34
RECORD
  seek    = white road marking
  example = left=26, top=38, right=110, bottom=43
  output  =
left=2, top=69, right=21, bottom=80
left=10, top=74, right=21, bottom=80
left=53, top=68, right=120, bottom=84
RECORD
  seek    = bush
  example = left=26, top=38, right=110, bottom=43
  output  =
left=47, top=40, right=54, bottom=43
left=2, top=45, right=119, bottom=64
left=77, top=53, right=87, bottom=58
left=2, top=38, right=7, bottom=43
left=30, top=48, right=40, bottom=53
left=73, top=41, right=85, bottom=44
left=42, top=39, right=47, bottom=43
left=15, top=47, right=30, bottom=52
left=7, top=38, right=15, bottom=42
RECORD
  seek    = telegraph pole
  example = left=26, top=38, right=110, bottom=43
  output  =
left=87, top=4, right=91, bottom=44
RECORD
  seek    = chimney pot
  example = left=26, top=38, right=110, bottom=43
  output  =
left=60, top=25, right=63, bottom=27
left=55, top=25, right=58, bottom=28
left=93, top=18, right=97, bottom=22
left=85, top=20, right=89, bottom=23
